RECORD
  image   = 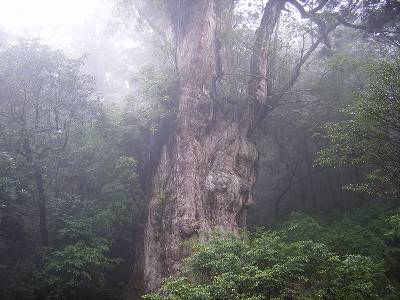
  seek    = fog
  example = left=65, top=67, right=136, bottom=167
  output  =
left=0, top=1, right=399, bottom=299
left=0, top=0, right=146, bottom=103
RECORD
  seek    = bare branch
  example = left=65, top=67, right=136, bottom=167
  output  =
left=280, top=36, right=323, bottom=94
left=269, top=89, right=314, bottom=97
left=275, top=167, right=327, bottom=214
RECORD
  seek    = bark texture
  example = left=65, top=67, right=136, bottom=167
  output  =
left=134, top=0, right=284, bottom=293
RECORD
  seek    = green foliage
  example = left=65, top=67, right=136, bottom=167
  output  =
left=37, top=218, right=121, bottom=300
left=0, top=152, right=38, bottom=300
left=0, top=152, right=17, bottom=205
left=146, top=205, right=400, bottom=299
left=282, top=208, right=387, bottom=259
left=128, top=64, right=178, bottom=132
left=0, top=40, right=145, bottom=299
left=45, top=115, right=144, bottom=298
left=316, top=59, right=400, bottom=198
left=0, top=40, right=95, bottom=161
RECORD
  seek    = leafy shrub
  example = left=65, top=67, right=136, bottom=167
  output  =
left=36, top=218, right=120, bottom=300
left=145, top=223, right=390, bottom=299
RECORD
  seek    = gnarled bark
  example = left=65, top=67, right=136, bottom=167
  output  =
left=130, top=0, right=284, bottom=294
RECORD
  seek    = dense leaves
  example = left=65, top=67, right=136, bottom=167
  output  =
left=317, top=60, right=400, bottom=198
left=146, top=205, right=400, bottom=299
left=36, top=220, right=120, bottom=300
left=0, top=41, right=144, bottom=299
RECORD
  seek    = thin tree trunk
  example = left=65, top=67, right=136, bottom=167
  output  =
left=34, top=165, right=49, bottom=247
left=23, top=137, right=49, bottom=247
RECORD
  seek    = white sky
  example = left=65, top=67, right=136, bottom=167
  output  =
left=0, top=0, right=142, bottom=102
left=0, top=0, right=100, bottom=28
left=0, top=0, right=114, bottom=54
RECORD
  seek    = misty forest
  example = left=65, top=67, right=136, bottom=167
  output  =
left=1, top=0, right=400, bottom=299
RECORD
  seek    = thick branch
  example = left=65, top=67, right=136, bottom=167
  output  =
left=246, top=0, right=285, bottom=127
left=287, top=0, right=328, bottom=32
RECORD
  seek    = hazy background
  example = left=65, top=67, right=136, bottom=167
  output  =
left=0, top=0, right=146, bottom=103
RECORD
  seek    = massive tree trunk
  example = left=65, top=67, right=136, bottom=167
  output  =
left=132, top=0, right=284, bottom=293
